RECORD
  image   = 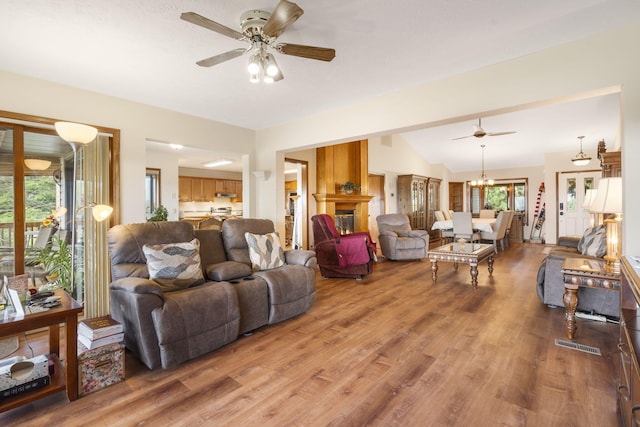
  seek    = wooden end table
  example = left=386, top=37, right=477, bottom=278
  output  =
left=427, top=242, right=494, bottom=289
left=561, top=257, right=620, bottom=340
left=0, top=289, right=83, bottom=412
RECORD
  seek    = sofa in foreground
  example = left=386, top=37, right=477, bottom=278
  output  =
left=536, top=225, right=619, bottom=318
left=107, top=219, right=316, bottom=370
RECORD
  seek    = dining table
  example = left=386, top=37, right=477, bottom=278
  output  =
left=431, top=217, right=496, bottom=233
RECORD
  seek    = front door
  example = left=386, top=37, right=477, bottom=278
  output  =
left=558, top=171, right=600, bottom=237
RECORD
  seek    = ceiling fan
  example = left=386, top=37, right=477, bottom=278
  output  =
left=180, top=0, right=336, bottom=83
left=452, top=118, right=516, bottom=140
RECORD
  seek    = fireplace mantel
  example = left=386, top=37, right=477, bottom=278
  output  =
left=313, top=193, right=374, bottom=204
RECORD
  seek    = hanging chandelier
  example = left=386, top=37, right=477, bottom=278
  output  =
left=571, top=135, right=592, bottom=166
left=470, top=144, right=494, bottom=186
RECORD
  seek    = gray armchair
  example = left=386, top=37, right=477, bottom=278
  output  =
left=376, top=214, right=429, bottom=260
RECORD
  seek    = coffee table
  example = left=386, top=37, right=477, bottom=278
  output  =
left=427, top=242, right=494, bottom=289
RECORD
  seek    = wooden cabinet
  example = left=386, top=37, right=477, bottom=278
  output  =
left=427, top=178, right=441, bottom=242
left=509, top=212, right=524, bottom=243
left=178, top=177, right=241, bottom=202
left=398, top=175, right=429, bottom=231
left=618, top=257, right=640, bottom=426
left=178, top=176, right=192, bottom=202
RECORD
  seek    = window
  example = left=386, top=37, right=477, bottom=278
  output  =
left=145, top=168, right=161, bottom=219
left=469, top=179, right=528, bottom=224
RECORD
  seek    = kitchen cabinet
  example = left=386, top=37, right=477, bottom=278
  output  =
left=203, top=179, right=216, bottom=201
left=215, top=179, right=237, bottom=195
left=233, top=180, right=243, bottom=202
left=191, top=177, right=205, bottom=202
left=178, top=177, right=192, bottom=202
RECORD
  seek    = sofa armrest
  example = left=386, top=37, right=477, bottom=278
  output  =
left=109, top=277, right=165, bottom=300
left=408, top=230, right=429, bottom=238
left=285, top=249, right=317, bottom=269
left=558, top=236, right=581, bottom=249
left=205, top=260, right=252, bottom=281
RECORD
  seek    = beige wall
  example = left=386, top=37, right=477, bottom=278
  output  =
left=257, top=24, right=640, bottom=255
left=1, top=24, right=639, bottom=255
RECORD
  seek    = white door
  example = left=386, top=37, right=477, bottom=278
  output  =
left=558, top=171, right=600, bottom=237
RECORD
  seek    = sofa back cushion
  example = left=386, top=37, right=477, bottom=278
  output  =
left=222, top=218, right=276, bottom=264
left=107, top=221, right=196, bottom=280
left=194, top=229, right=228, bottom=267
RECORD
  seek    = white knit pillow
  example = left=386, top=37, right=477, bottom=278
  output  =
left=244, top=232, right=285, bottom=271
left=143, top=238, right=204, bottom=291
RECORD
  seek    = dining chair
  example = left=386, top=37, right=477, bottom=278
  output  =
left=480, top=209, right=496, bottom=218
left=434, top=211, right=446, bottom=221
left=443, top=210, right=452, bottom=220
left=503, top=210, right=515, bottom=248
left=480, top=211, right=510, bottom=253
left=452, top=212, right=480, bottom=243
left=434, top=211, right=453, bottom=243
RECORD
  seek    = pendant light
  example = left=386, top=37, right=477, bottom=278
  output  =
left=571, top=136, right=592, bottom=166
left=470, top=144, right=494, bottom=186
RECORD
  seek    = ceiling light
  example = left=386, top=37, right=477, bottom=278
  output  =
left=571, top=136, right=592, bottom=166
left=470, top=144, right=494, bottom=187
left=203, top=159, right=232, bottom=168
left=169, top=144, right=183, bottom=150
left=24, top=158, right=52, bottom=170
left=264, top=54, right=279, bottom=77
left=247, top=54, right=260, bottom=75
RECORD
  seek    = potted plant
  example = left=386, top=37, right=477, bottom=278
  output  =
left=148, top=204, right=168, bottom=222
left=341, top=181, right=361, bottom=195
left=36, top=236, right=72, bottom=293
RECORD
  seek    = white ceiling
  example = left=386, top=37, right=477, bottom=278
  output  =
left=1, top=1, right=637, bottom=172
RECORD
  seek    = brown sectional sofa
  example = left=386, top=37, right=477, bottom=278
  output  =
left=107, top=219, right=316, bottom=370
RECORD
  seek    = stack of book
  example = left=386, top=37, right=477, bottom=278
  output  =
left=78, top=316, right=124, bottom=350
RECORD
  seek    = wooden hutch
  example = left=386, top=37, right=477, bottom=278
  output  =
left=397, top=174, right=441, bottom=242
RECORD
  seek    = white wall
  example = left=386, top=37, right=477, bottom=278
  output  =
left=255, top=24, right=640, bottom=256
left=146, top=150, right=180, bottom=221
left=0, top=70, right=255, bottom=225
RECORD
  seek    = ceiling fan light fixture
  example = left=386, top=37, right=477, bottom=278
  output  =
left=265, top=53, right=279, bottom=77
left=247, top=54, right=261, bottom=74
left=571, top=135, right=592, bottom=166
left=263, top=75, right=274, bottom=84
left=249, top=72, right=260, bottom=83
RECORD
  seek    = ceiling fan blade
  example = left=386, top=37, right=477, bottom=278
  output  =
left=196, top=48, right=246, bottom=67
left=451, top=135, right=474, bottom=141
left=487, top=131, right=517, bottom=137
left=277, top=43, right=336, bottom=61
left=262, top=0, right=304, bottom=38
left=181, top=12, right=245, bottom=41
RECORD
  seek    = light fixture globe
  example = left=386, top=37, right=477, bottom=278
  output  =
left=55, top=121, right=98, bottom=144
left=571, top=136, right=592, bottom=166
left=24, top=159, right=52, bottom=170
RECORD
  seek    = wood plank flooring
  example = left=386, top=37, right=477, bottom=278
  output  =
left=0, top=242, right=619, bottom=426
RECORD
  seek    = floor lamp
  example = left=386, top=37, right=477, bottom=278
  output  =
left=54, top=122, right=99, bottom=297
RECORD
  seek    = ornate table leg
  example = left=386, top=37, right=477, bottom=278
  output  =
left=470, top=263, right=479, bottom=289
left=430, top=260, right=438, bottom=285
left=487, top=256, right=494, bottom=275
left=563, top=284, right=579, bottom=340
left=453, top=262, right=459, bottom=271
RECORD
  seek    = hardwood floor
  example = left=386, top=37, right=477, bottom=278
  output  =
left=1, top=242, right=618, bottom=426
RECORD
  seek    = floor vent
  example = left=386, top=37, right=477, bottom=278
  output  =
left=554, top=339, right=601, bottom=356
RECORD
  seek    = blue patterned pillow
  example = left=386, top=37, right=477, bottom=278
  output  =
left=143, top=238, right=205, bottom=291
left=577, top=225, right=607, bottom=257
left=245, top=232, right=285, bottom=271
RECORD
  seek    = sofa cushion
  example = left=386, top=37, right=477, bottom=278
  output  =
left=577, top=225, right=606, bottom=257
left=205, top=260, right=253, bottom=281
left=387, top=225, right=410, bottom=237
left=143, top=239, right=205, bottom=291
left=245, top=232, right=285, bottom=271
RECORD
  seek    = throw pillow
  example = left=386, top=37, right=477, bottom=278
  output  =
left=143, top=238, right=205, bottom=291
left=244, top=232, right=285, bottom=271
left=577, top=225, right=607, bottom=257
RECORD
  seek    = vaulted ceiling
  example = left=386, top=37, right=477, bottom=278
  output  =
left=1, top=1, right=637, bottom=171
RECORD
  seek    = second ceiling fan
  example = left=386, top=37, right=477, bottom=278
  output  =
left=452, top=118, right=516, bottom=140
left=181, top=0, right=336, bottom=83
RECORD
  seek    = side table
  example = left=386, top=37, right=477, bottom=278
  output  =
left=0, top=289, right=83, bottom=412
left=561, top=257, right=620, bottom=339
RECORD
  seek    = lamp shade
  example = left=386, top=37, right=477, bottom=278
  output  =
left=582, top=188, right=598, bottom=209
left=91, top=204, right=113, bottom=222
left=590, top=177, right=622, bottom=213
left=24, top=159, right=52, bottom=170
left=55, top=122, right=98, bottom=144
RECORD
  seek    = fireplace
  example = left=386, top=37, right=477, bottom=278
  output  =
left=335, top=210, right=355, bottom=234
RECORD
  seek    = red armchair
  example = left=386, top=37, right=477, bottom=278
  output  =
left=311, top=214, right=375, bottom=279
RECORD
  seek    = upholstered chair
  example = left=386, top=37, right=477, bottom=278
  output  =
left=452, top=212, right=481, bottom=242
left=376, top=213, right=429, bottom=260
left=434, top=211, right=454, bottom=244
left=480, top=210, right=510, bottom=253
left=311, top=214, right=374, bottom=279
left=480, top=209, right=496, bottom=218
